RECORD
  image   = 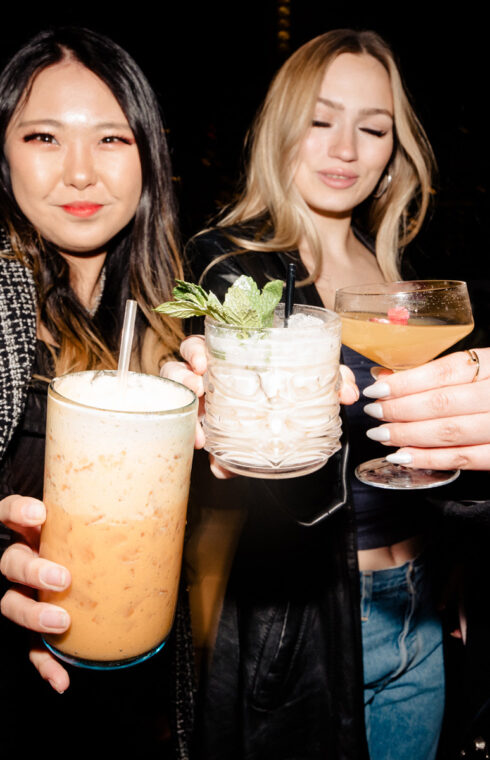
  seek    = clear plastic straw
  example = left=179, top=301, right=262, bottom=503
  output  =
left=117, top=299, right=137, bottom=388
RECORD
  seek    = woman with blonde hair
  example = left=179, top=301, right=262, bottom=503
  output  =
left=170, top=29, right=445, bottom=760
left=202, top=28, right=434, bottom=292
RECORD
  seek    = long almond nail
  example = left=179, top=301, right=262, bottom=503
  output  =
left=364, top=403, right=384, bottom=419
left=363, top=382, right=391, bottom=399
left=366, top=427, right=391, bottom=442
left=386, top=451, right=413, bottom=465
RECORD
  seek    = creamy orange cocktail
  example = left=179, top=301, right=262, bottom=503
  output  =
left=40, top=370, right=197, bottom=668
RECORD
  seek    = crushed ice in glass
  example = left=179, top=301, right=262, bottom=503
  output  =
left=273, top=313, right=324, bottom=328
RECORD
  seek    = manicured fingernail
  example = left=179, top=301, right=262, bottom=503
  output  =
left=364, top=403, right=384, bottom=419
left=40, top=566, right=68, bottom=590
left=363, top=382, right=391, bottom=399
left=386, top=451, right=413, bottom=465
left=345, top=385, right=360, bottom=402
left=370, top=367, right=383, bottom=379
left=366, top=427, right=391, bottom=442
left=48, top=679, right=65, bottom=694
left=40, top=608, right=69, bottom=630
left=22, top=501, right=44, bottom=522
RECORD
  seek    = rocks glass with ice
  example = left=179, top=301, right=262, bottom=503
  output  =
left=203, top=304, right=342, bottom=478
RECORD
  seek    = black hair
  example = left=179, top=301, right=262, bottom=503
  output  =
left=0, top=27, right=182, bottom=372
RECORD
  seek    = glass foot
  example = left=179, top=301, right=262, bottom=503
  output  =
left=355, top=457, right=460, bottom=490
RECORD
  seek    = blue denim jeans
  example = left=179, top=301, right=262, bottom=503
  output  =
left=360, top=554, right=445, bottom=760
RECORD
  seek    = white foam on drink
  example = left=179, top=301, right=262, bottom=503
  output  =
left=54, top=371, right=194, bottom=413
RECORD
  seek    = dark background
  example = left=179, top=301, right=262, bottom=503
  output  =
left=0, top=8, right=487, bottom=752
left=1, top=1, right=488, bottom=329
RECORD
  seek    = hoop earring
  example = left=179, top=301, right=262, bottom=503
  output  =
left=373, top=171, right=392, bottom=199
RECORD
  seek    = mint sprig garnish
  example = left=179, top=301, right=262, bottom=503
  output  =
left=155, top=276, right=284, bottom=328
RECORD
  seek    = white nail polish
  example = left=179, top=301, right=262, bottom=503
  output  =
left=366, top=427, right=391, bottom=442
left=386, top=451, right=413, bottom=465
left=363, top=382, right=391, bottom=399
left=363, top=403, right=383, bottom=419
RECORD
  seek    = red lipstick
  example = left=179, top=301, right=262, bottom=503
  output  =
left=62, top=202, right=103, bottom=218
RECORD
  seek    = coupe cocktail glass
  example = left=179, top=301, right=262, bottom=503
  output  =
left=334, top=280, right=474, bottom=489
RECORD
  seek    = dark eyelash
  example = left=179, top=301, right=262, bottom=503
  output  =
left=23, top=133, right=55, bottom=143
left=101, top=136, right=133, bottom=145
left=312, top=120, right=331, bottom=128
left=361, top=128, right=387, bottom=138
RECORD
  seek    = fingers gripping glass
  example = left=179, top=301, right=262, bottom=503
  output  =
left=334, top=280, right=474, bottom=489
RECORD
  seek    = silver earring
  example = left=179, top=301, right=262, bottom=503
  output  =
left=373, top=172, right=392, bottom=199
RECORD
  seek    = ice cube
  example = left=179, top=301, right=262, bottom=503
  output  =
left=259, top=369, right=289, bottom=399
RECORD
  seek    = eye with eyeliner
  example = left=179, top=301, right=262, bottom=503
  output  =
left=23, top=132, right=58, bottom=144
left=100, top=135, right=134, bottom=145
left=312, top=120, right=331, bottom=128
left=360, top=127, right=388, bottom=137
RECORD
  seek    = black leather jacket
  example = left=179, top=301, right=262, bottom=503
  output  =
left=188, top=226, right=490, bottom=760
left=188, top=227, right=370, bottom=760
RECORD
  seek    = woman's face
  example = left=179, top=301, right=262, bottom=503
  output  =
left=293, top=53, right=394, bottom=219
left=4, top=60, right=142, bottom=256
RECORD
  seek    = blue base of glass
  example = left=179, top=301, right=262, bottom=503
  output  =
left=42, top=637, right=166, bottom=671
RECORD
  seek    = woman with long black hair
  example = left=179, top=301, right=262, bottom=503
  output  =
left=0, top=27, right=192, bottom=756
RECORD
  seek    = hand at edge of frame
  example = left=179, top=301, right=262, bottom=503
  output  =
left=0, top=494, right=71, bottom=692
left=362, top=349, right=490, bottom=471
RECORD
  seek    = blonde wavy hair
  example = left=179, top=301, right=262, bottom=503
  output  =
left=217, top=29, right=435, bottom=282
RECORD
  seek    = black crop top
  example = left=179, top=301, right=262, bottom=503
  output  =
left=342, top=346, right=434, bottom=550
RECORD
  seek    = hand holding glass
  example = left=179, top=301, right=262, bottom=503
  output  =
left=40, top=370, right=197, bottom=669
left=334, top=280, right=474, bottom=488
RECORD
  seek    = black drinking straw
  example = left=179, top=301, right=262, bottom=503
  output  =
left=284, top=262, right=296, bottom=326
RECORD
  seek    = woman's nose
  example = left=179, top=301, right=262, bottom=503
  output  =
left=63, top=143, right=97, bottom=189
left=328, top=127, right=358, bottom=162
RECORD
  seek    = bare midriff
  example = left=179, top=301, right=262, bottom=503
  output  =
left=357, top=535, right=426, bottom=571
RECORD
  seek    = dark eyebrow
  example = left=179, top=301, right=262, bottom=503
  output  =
left=317, top=97, right=393, bottom=119
left=16, top=119, right=131, bottom=130
left=94, top=122, right=133, bottom=130
left=17, top=119, right=62, bottom=128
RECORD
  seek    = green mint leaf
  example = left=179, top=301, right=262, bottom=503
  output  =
left=154, top=302, right=210, bottom=319
left=258, top=280, right=284, bottom=326
left=224, top=306, right=262, bottom=328
left=223, top=276, right=262, bottom=325
left=155, top=281, right=228, bottom=323
left=172, top=280, right=209, bottom=308
left=155, top=276, right=284, bottom=328
left=206, top=291, right=228, bottom=322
